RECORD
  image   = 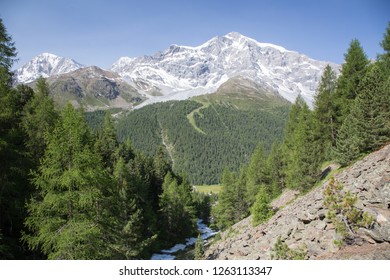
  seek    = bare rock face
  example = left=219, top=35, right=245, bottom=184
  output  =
left=205, top=144, right=390, bottom=260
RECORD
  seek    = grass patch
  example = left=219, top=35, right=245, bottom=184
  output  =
left=186, top=101, right=210, bottom=134
left=193, top=184, right=223, bottom=194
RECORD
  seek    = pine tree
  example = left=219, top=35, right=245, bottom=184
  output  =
left=379, top=22, right=390, bottom=67
left=334, top=39, right=369, bottom=125
left=0, top=18, right=32, bottom=259
left=251, top=187, right=273, bottom=226
left=21, top=77, right=58, bottom=163
left=265, top=141, right=285, bottom=196
left=245, top=143, right=268, bottom=205
left=95, top=112, right=118, bottom=171
left=283, top=96, right=321, bottom=191
left=113, top=157, right=153, bottom=259
left=334, top=113, right=360, bottom=166
left=212, top=168, right=249, bottom=229
left=23, top=104, right=116, bottom=259
left=314, top=65, right=338, bottom=159
left=354, top=64, right=390, bottom=152
left=159, top=172, right=196, bottom=243
left=194, top=235, right=204, bottom=260
left=0, top=18, right=17, bottom=76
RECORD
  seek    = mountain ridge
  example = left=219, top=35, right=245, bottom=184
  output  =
left=15, top=32, right=339, bottom=108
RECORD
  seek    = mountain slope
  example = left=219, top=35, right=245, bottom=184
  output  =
left=205, top=144, right=390, bottom=260
left=44, top=66, right=144, bottom=110
left=111, top=32, right=339, bottom=107
left=15, top=53, right=84, bottom=84
left=115, top=82, right=290, bottom=184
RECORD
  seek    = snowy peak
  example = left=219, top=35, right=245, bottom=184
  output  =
left=15, top=53, right=84, bottom=84
left=111, top=32, right=339, bottom=106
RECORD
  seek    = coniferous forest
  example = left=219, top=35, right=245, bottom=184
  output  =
left=1, top=17, right=389, bottom=259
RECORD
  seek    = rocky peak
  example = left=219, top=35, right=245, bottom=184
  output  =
left=15, top=53, right=84, bottom=84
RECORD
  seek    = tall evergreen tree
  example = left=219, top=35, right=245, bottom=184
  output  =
left=113, top=157, right=152, bottom=259
left=23, top=104, right=116, bottom=259
left=265, top=141, right=285, bottom=195
left=0, top=18, right=32, bottom=259
left=283, top=96, right=321, bottom=191
left=379, top=22, right=390, bottom=67
left=334, top=39, right=369, bottom=124
left=159, top=172, right=196, bottom=243
left=212, top=168, right=248, bottom=229
left=245, top=143, right=269, bottom=205
left=314, top=65, right=338, bottom=159
left=335, top=63, right=390, bottom=166
left=95, top=112, right=119, bottom=171
left=21, top=77, right=58, bottom=163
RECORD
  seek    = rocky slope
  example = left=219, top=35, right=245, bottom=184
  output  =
left=205, top=144, right=390, bottom=260
left=44, top=66, right=144, bottom=110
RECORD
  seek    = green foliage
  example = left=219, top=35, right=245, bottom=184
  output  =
left=0, top=18, right=17, bottom=73
left=251, top=187, right=274, bottom=226
left=0, top=18, right=33, bottom=259
left=22, top=104, right=117, bottom=259
left=245, top=143, right=268, bottom=205
left=194, top=235, right=204, bottom=260
left=117, top=99, right=289, bottom=184
left=159, top=172, right=197, bottom=243
left=323, top=177, right=374, bottom=244
left=283, top=96, right=321, bottom=191
left=212, top=169, right=249, bottom=230
left=271, top=236, right=306, bottom=260
left=335, top=39, right=369, bottom=123
left=314, top=65, right=338, bottom=159
left=21, top=77, right=58, bottom=163
left=335, top=63, right=390, bottom=165
left=192, top=192, right=213, bottom=223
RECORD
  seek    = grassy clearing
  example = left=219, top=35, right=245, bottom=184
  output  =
left=186, top=101, right=210, bottom=134
left=193, top=184, right=223, bottom=194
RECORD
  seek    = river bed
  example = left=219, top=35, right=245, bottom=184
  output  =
left=151, top=219, right=217, bottom=260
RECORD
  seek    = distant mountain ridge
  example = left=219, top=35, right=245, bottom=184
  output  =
left=14, top=32, right=340, bottom=108
left=111, top=32, right=339, bottom=107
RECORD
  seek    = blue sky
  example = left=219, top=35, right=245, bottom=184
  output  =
left=1, top=0, right=389, bottom=69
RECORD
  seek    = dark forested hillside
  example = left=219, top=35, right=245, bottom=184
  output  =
left=115, top=85, right=290, bottom=184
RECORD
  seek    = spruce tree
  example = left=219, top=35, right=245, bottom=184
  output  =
left=194, top=235, right=204, bottom=260
left=314, top=65, right=338, bottom=159
left=0, top=18, right=32, bottom=259
left=21, top=77, right=58, bottom=163
left=334, top=39, right=369, bottom=125
left=265, top=141, right=285, bottom=195
left=283, top=96, right=321, bottom=191
left=245, top=143, right=268, bottom=206
left=95, top=112, right=118, bottom=171
left=113, top=157, right=151, bottom=259
left=379, top=22, right=390, bottom=67
left=354, top=64, right=390, bottom=152
left=23, top=104, right=116, bottom=259
left=159, top=172, right=196, bottom=243
left=251, top=187, right=273, bottom=226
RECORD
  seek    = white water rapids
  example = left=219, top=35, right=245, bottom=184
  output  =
left=151, top=219, right=217, bottom=260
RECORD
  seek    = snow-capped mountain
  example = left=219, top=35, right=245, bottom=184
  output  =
left=15, top=53, right=84, bottom=84
left=111, top=32, right=339, bottom=106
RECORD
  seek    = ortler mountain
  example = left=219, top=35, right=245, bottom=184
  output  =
left=15, top=32, right=339, bottom=109
left=111, top=32, right=339, bottom=107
